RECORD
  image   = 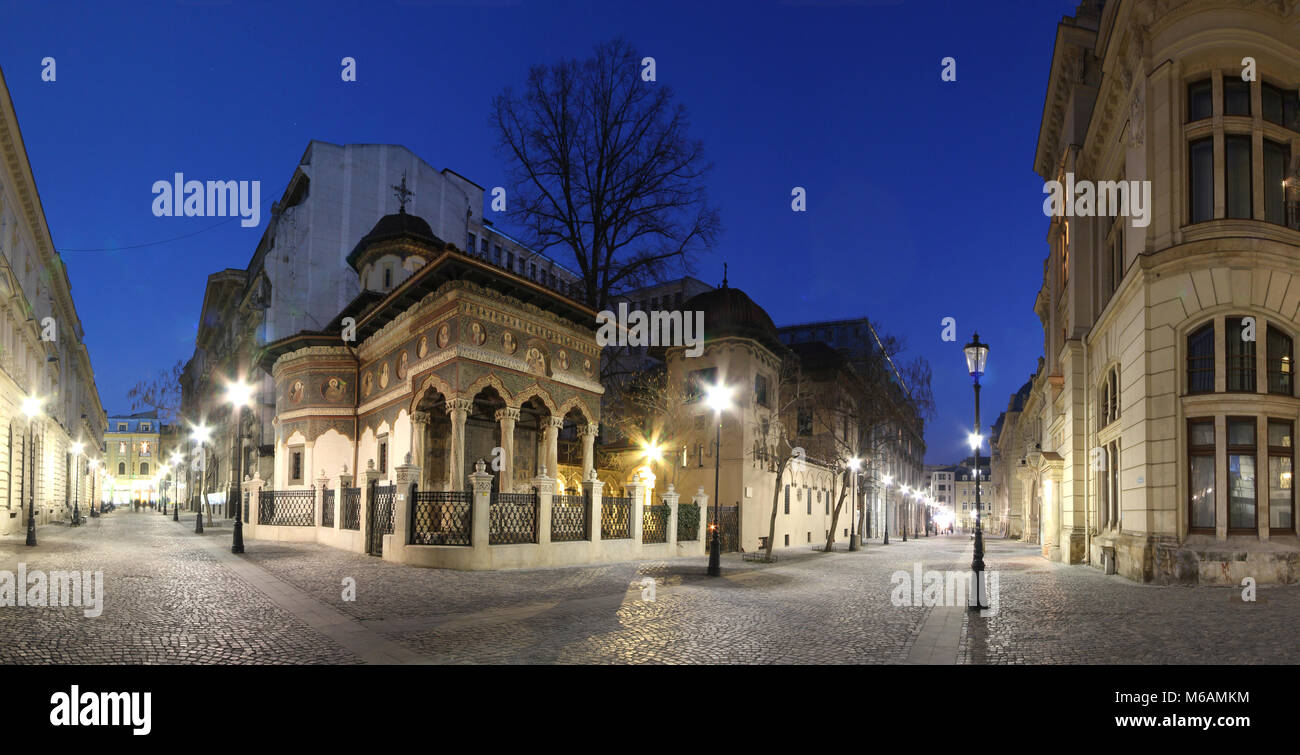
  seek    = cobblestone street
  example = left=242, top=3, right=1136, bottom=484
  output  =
left=1, top=509, right=1295, bottom=664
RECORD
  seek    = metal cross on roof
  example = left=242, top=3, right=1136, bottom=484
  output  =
left=392, top=172, right=413, bottom=214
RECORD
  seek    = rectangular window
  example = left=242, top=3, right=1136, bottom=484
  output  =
left=1262, top=82, right=1300, bottom=130
left=1263, top=140, right=1295, bottom=228
left=1224, top=79, right=1251, bottom=116
left=1269, top=421, right=1293, bottom=532
left=1226, top=318, right=1257, bottom=391
left=379, top=438, right=388, bottom=474
left=755, top=374, right=769, bottom=408
left=506, top=251, right=514, bottom=270
left=140, top=422, right=150, bottom=432
left=1110, top=215, right=1124, bottom=292
left=1227, top=418, right=1257, bottom=530
left=1268, top=325, right=1293, bottom=396
left=1225, top=135, right=1253, bottom=220
left=1189, top=138, right=1215, bottom=224
left=480, top=237, right=489, bottom=255
left=1187, top=79, right=1213, bottom=122
left=291, top=450, right=303, bottom=483
left=467, top=232, right=477, bottom=255
left=784, top=485, right=789, bottom=515
left=797, top=408, right=813, bottom=436
left=1189, top=420, right=1216, bottom=531
left=806, top=494, right=811, bottom=516
left=117, top=423, right=127, bottom=432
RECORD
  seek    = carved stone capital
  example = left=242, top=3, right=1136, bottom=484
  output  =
left=411, top=410, right=432, bottom=426
left=445, top=398, right=474, bottom=415
left=547, top=417, right=566, bottom=430
left=580, top=423, right=599, bottom=439
left=495, top=407, right=521, bottom=423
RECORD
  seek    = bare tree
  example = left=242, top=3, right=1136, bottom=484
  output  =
left=751, top=353, right=810, bottom=561
left=602, top=365, right=694, bottom=489
left=491, top=37, right=720, bottom=313
left=126, top=359, right=183, bottom=423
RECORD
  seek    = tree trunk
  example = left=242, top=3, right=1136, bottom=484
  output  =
left=765, top=458, right=789, bottom=561
left=823, top=484, right=847, bottom=553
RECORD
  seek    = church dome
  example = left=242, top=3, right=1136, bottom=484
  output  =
left=346, top=210, right=445, bottom=271
left=681, top=281, right=783, bottom=353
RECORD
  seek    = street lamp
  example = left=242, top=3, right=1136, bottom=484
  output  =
left=170, top=452, right=182, bottom=521
left=70, top=441, right=84, bottom=525
left=88, top=459, right=101, bottom=518
left=22, top=395, right=41, bottom=546
left=847, top=457, right=860, bottom=551
left=900, top=485, right=910, bottom=542
left=881, top=474, right=892, bottom=545
left=158, top=462, right=170, bottom=515
left=191, top=423, right=211, bottom=534
left=705, top=382, right=731, bottom=577
left=225, top=378, right=254, bottom=554
left=964, top=332, right=990, bottom=610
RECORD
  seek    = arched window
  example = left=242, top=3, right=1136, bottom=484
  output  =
left=1187, top=323, right=1215, bottom=393
left=1099, top=367, right=1120, bottom=427
left=140, top=462, right=149, bottom=476
left=1226, top=317, right=1256, bottom=391
left=118, top=461, right=125, bottom=475
left=1268, top=324, right=1293, bottom=395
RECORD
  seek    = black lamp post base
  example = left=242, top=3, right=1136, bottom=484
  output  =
left=707, top=533, right=721, bottom=576
left=195, top=513, right=204, bottom=534
left=25, top=516, right=36, bottom=546
left=232, top=518, right=244, bottom=554
left=172, top=505, right=179, bottom=522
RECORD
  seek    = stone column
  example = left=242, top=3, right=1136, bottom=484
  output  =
left=445, top=398, right=472, bottom=492
left=583, top=469, right=605, bottom=545
left=693, top=487, right=709, bottom=550
left=545, top=417, right=564, bottom=480
left=391, top=453, right=421, bottom=562
left=533, top=467, right=555, bottom=546
left=314, top=469, right=329, bottom=528
left=411, top=410, right=431, bottom=489
left=662, top=483, right=680, bottom=548
left=335, top=465, right=352, bottom=531
left=469, top=459, right=494, bottom=551
left=245, top=472, right=264, bottom=539
left=362, top=459, right=382, bottom=551
left=626, top=479, right=645, bottom=545
left=495, top=407, right=520, bottom=492
left=580, top=423, right=598, bottom=478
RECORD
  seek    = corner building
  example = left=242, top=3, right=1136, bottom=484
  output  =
left=1026, top=0, right=1300, bottom=583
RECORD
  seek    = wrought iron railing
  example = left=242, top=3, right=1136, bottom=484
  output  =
left=601, top=496, right=632, bottom=539
left=242, top=490, right=249, bottom=524
left=410, top=490, right=473, bottom=546
left=677, top=502, right=700, bottom=541
left=341, top=487, right=361, bottom=530
left=643, top=503, right=669, bottom=544
left=322, top=488, right=335, bottom=528
left=489, top=492, right=537, bottom=545
left=551, top=494, right=588, bottom=542
left=258, top=488, right=315, bottom=526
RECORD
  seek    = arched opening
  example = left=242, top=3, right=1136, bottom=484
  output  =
left=516, top=396, right=552, bottom=484
left=414, top=390, right=452, bottom=489
left=467, top=386, right=507, bottom=491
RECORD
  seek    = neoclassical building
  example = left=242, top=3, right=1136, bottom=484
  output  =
left=1005, top=0, right=1300, bottom=583
left=260, top=208, right=603, bottom=498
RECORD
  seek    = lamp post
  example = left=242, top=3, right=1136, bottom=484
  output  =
left=192, top=424, right=210, bottom=534
left=881, top=474, right=892, bottom=545
left=226, top=379, right=253, bottom=554
left=88, top=460, right=100, bottom=518
left=848, top=457, right=860, bottom=551
left=158, top=463, right=169, bottom=515
left=964, top=332, right=990, bottom=610
left=705, top=383, right=731, bottom=577
left=900, top=486, right=909, bottom=542
left=170, top=452, right=182, bottom=521
left=70, top=441, right=84, bottom=525
left=22, top=396, right=41, bottom=546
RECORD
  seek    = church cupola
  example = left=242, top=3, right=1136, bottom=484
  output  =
left=347, top=173, right=446, bottom=294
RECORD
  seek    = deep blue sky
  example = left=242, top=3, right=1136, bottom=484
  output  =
left=1, top=0, right=1077, bottom=463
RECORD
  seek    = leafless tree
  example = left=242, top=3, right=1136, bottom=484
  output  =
left=491, top=37, right=720, bottom=313
left=126, top=359, right=183, bottom=423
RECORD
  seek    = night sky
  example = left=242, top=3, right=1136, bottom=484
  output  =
left=1, top=0, right=1078, bottom=463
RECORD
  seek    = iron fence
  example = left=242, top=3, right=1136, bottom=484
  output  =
left=489, top=492, right=537, bottom=545
left=242, top=490, right=249, bottom=524
left=643, top=503, right=669, bottom=544
left=410, top=490, right=473, bottom=546
left=601, top=496, right=632, bottom=539
left=258, top=488, right=315, bottom=526
left=677, top=502, right=700, bottom=541
left=550, top=494, right=589, bottom=542
left=322, top=488, right=335, bottom=528
left=341, top=487, right=361, bottom=530
left=367, top=484, right=395, bottom=556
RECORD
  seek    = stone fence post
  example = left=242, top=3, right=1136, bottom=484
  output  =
left=361, top=459, right=382, bottom=550
left=662, top=483, right=680, bottom=547
left=583, top=469, right=604, bottom=545
left=626, top=479, right=645, bottom=548
left=693, top=487, right=709, bottom=555
left=470, top=459, right=494, bottom=553
left=314, top=470, right=329, bottom=529
left=534, top=466, right=555, bottom=546
left=391, top=454, right=421, bottom=562
left=245, top=472, right=265, bottom=539
left=335, top=465, right=352, bottom=531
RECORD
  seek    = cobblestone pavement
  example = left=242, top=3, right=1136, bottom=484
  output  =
left=2, top=512, right=1297, bottom=664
